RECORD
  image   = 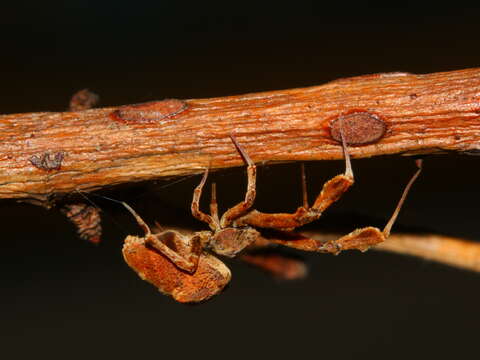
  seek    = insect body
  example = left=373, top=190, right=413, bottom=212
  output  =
left=123, top=232, right=231, bottom=303
left=122, top=130, right=422, bottom=303
left=121, top=136, right=261, bottom=302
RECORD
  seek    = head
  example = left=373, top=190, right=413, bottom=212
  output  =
left=209, top=227, right=260, bottom=257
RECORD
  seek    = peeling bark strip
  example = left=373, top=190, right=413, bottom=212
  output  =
left=1, top=67, right=480, bottom=200
left=110, top=99, right=188, bottom=123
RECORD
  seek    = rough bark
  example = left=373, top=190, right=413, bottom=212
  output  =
left=2, top=67, right=480, bottom=202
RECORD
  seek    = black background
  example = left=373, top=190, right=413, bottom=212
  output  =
left=1, top=2, right=480, bottom=359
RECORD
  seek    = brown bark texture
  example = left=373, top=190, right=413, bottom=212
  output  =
left=2, top=67, right=480, bottom=202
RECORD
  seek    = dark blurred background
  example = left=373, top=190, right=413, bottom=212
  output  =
left=1, top=2, right=480, bottom=359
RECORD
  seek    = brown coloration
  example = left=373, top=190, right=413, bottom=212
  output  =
left=60, top=89, right=104, bottom=244
left=298, top=230, right=480, bottom=274
left=209, top=227, right=259, bottom=257
left=258, top=159, right=422, bottom=255
left=119, top=132, right=421, bottom=302
left=375, top=234, right=480, bottom=272
left=240, top=253, right=307, bottom=280
left=120, top=135, right=261, bottom=276
left=151, top=223, right=480, bottom=276
left=262, top=225, right=397, bottom=255
left=235, top=174, right=354, bottom=229
left=329, top=111, right=386, bottom=145
left=122, top=235, right=231, bottom=303
left=317, top=227, right=385, bottom=254
left=61, top=203, right=102, bottom=244
left=252, top=230, right=326, bottom=252
left=69, top=89, right=99, bottom=111
left=109, top=99, right=187, bottom=124
left=0, top=68, right=479, bottom=201
left=233, top=122, right=422, bottom=256
left=29, top=151, right=65, bottom=171
left=235, top=125, right=355, bottom=230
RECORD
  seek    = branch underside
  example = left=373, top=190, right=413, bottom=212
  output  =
left=1, top=67, right=480, bottom=201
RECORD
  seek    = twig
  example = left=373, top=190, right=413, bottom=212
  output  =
left=2, top=68, right=480, bottom=202
left=374, top=234, right=480, bottom=272
left=301, top=230, right=480, bottom=273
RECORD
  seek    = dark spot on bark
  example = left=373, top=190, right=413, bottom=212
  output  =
left=330, top=112, right=386, bottom=145
left=29, top=151, right=65, bottom=171
left=410, top=93, right=418, bottom=99
left=110, top=99, right=188, bottom=124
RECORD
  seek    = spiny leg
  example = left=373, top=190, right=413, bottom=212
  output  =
left=122, top=201, right=204, bottom=273
left=191, top=168, right=218, bottom=231
left=234, top=121, right=354, bottom=229
left=220, top=134, right=257, bottom=227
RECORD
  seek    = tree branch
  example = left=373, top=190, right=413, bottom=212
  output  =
left=2, top=67, right=480, bottom=202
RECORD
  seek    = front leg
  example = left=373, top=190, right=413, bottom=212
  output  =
left=121, top=201, right=208, bottom=273
left=220, top=134, right=257, bottom=227
left=147, top=230, right=206, bottom=273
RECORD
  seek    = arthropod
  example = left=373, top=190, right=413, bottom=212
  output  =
left=122, top=130, right=422, bottom=303
left=62, top=203, right=102, bottom=244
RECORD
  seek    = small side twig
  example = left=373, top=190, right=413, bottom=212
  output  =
left=302, top=230, right=480, bottom=273
left=374, top=234, right=480, bottom=272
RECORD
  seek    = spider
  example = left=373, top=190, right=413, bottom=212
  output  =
left=121, top=129, right=422, bottom=303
